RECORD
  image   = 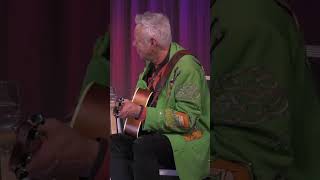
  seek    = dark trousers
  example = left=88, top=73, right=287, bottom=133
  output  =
left=110, top=133, right=176, bottom=180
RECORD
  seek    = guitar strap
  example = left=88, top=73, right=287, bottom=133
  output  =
left=149, top=49, right=192, bottom=107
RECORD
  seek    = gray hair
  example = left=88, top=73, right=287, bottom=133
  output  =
left=135, top=12, right=172, bottom=48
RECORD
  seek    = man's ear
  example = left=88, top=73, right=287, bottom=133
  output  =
left=150, top=38, right=157, bottom=47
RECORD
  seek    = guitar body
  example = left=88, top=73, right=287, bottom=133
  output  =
left=123, top=88, right=153, bottom=138
left=55, top=83, right=110, bottom=180
left=70, top=82, right=110, bottom=139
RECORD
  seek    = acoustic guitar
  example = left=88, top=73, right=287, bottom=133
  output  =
left=123, top=88, right=153, bottom=138
left=9, top=82, right=110, bottom=180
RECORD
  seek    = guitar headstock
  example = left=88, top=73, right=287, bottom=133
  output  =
left=113, top=97, right=124, bottom=118
left=9, top=114, right=46, bottom=180
left=110, top=86, right=125, bottom=117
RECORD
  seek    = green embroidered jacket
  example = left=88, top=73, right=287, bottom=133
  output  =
left=136, top=42, right=210, bottom=180
left=212, top=0, right=320, bottom=179
left=80, top=32, right=109, bottom=95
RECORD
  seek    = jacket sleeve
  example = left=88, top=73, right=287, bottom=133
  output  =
left=142, top=58, right=205, bottom=134
left=80, top=33, right=109, bottom=96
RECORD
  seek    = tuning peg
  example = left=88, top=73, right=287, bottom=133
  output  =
left=27, top=127, right=45, bottom=142
left=24, top=155, right=32, bottom=165
left=118, top=97, right=124, bottom=103
left=14, top=166, right=28, bottom=180
left=29, top=114, right=45, bottom=125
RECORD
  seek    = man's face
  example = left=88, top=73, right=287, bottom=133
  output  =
left=133, top=26, right=154, bottom=61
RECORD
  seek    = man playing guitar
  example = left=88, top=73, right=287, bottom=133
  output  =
left=110, top=12, right=210, bottom=180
